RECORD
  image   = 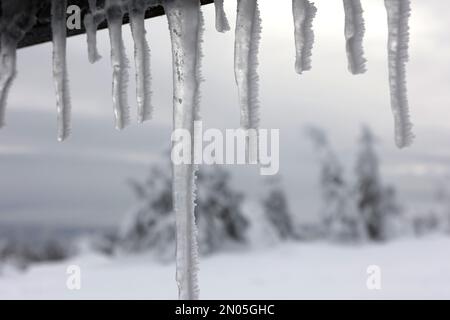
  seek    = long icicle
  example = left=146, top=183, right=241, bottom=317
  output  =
left=129, top=0, right=153, bottom=123
left=214, top=0, right=230, bottom=33
left=84, top=0, right=103, bottom=63
left=0, top=1, right=38, bottom=128
left=234, top=0, right=261, bottom=158
left=105, top=0, right=130, bottom=130
left=51, top=0, right=72, bottom=141
left=385, top=0, right=413, bottom=148
left=163, top=0, right=203, bottom=300
left=343, top=0, right=366, bottom=74
left=292, top=0, right=317, bottom=74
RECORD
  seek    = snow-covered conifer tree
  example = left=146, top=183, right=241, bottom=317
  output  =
left=355, top=126, right=401, bottom=241
left=119, top=161, right=175, bottom=260
left=306, top=126, right=362, bottom=241
left=261, top=176, right=294, bottom=240
left=119, top=161, right=248, bottom=257
left=196, top=165, right=248, bottom=254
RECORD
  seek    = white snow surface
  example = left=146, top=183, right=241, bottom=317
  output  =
left=1, top=237, right=449, bottom=299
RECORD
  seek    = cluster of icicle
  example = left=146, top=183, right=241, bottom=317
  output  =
left=0, top=0, right=154, bottom=138
left=291, top=0, right=412, bottom=148
left=84, top=0, right=154, bottom=129
left=0, top=0, right=414, bottom=299
left=0, top=0, right=413, bottom=148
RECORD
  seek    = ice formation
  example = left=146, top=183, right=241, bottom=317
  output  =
left=343, top=0, right=366, bottom=74
left=214, top=0, right=230, bottom=33
left=0, top=0, right=415, bottom=144
left=84, top=0, right=103, bottom=63
left=163, top=0, right=204, bottom=300
left=51, top=0, right=72, bottom=141
left=234, top=0, right=261, bottom=157
left=105, top=0, right=130, bottom=130
left=0, top=1, right=38, bottom=128
left=129, top=0, right=153, bottom=123
left=292, top=0, right=317, bottom=74
left=385, top=0, right=413, bottom=148
left=0, top=0, right=419, bottom=301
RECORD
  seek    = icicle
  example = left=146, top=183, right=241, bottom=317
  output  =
left=385, top=0, right=413, bottom=148
left=343, top=0, right=366, bottom=74
left=84, top=0, right=103, bottom=63
left=0, top=41, right=18, bottom=129
left=129, top=0, right=153, bottom=123
left=163, top=0, right=203, bottom=300
left=0, top=1, right=38, bottom=128
left=105, top=0, right=130, bottom=130
left=292, top=0, right=317, bottom=74
left=214, top=0, right=230, bottom=33
left=234, top=0, right=261, bottom=158
left=51, top=0, right=72, bottom=141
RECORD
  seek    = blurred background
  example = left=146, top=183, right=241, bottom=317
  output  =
left=1, top=0, right=450, bottom=299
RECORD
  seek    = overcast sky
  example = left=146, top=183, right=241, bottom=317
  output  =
left=1, top=0, right=450, bottom=228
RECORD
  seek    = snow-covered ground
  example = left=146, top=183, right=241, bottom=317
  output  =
left=1, top=236, right=449, bottom=300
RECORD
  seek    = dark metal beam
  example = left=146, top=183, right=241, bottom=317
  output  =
left=17, top=0, right=214, bottom=49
